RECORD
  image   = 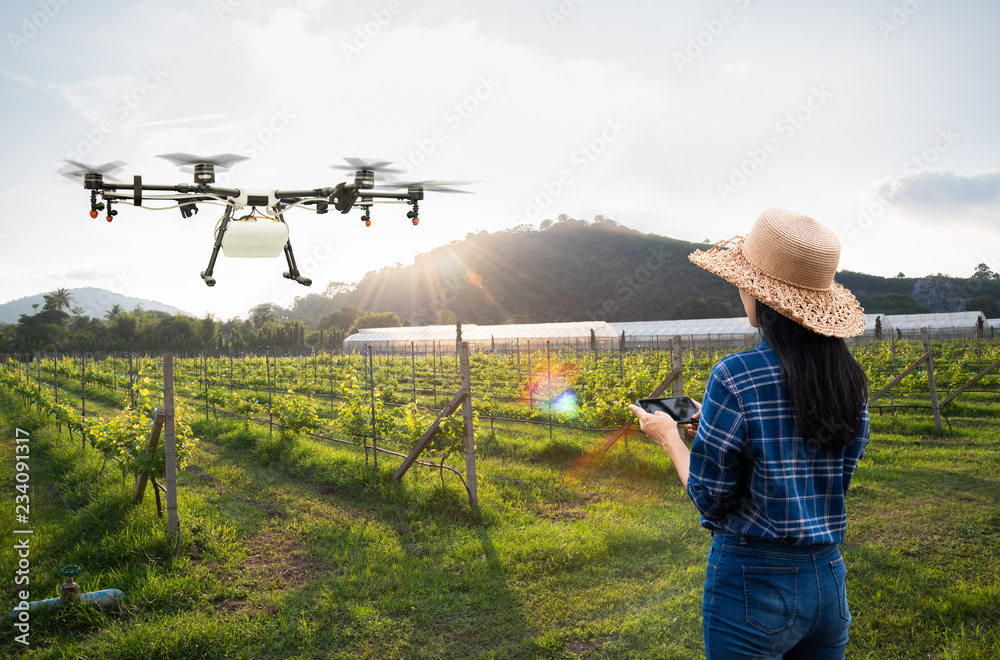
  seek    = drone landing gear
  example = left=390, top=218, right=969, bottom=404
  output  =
left=282, top=238, right=312, bottom=286
left=200, top=206, right=234, bottom=287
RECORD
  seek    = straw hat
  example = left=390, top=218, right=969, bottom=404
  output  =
left=688, top=208, right=866, bottom=338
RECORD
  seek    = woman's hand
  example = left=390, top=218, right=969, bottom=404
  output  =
left=685, top=400, right=702, bottom=437
left=627, top=404, right=684, bottom=449
left=628, top=401, right=699, bottom=488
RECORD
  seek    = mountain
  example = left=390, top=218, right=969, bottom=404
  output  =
left=0, top=287, right=191, bottom=324
left=279, top=217, right=998, bottom=328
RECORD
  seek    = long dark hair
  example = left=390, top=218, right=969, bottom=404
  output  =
left=755, top=300, right=868, bottom=450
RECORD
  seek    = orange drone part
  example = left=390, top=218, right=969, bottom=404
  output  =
left=411, top=217, right=419, bottom=226
left=89, top=210, right=98, bottom=218
left=106, top=216, right=113, bottom=222
left=365, top=220, right=371, bottom=227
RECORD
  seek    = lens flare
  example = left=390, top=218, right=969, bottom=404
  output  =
left=553, top=389, right=578, bottom=418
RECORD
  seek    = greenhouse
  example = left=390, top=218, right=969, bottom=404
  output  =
left=871, top=311, right=989, bottom=340
left=343, top=311, right=992, bottom=354
left=343, top=321, right=619, bottom=353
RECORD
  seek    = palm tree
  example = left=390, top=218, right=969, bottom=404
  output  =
left=43, top=288, right=74, bottom=312
left=104, top=304, right=124, bottom=320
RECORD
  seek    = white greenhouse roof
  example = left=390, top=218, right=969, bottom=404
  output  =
left=880, top=311, right=985, bottom=331
left=343, top=312, right=989, bottom=345
left=345, top=324, right=489, bottom=344
left=478, top=321, right=618, bottom=340
left=611, top=317, right=755, bottom=337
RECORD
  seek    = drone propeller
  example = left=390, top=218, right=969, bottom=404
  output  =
left=59, top=159, right=127, bottom=180
left=157, top=153, right=248, bottom=184
left=331, top=158, right=403, bottom=174
left=379, top=179, right=475, bottom=194
left=157, top=153, right=248, bottom=168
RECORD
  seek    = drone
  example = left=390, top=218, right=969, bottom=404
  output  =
left=61, top=155, right=470, bottom=287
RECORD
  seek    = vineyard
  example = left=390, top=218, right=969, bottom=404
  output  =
left=3, top=334, right=999, bottom=464
left=2, top=336, right=999, bottom=659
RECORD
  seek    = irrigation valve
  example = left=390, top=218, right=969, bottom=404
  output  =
left=59, top=566, right=82, bottom=604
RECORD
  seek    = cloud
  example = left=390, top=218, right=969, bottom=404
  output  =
left=874, top=169, right=1000, bottom=208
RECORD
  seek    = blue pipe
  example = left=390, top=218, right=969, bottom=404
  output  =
left=9, top=589, right=124, bottom=618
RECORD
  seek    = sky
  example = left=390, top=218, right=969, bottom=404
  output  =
left=1, top=0, right=998, bottom=321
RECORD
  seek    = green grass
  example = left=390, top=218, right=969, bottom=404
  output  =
left=2, top=386, right=999, bottom=659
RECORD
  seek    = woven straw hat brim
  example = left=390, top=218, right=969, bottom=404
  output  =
left=689, top=238, right=866, bottom=338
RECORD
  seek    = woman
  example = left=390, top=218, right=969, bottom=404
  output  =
left=629, top=208, right=869, bottom=659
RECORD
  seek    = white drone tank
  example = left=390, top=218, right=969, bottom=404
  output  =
left=221, top=219, right=289, bottom=258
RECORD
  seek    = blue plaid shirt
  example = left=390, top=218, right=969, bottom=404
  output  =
left=686, top=340, right=869, bottom=546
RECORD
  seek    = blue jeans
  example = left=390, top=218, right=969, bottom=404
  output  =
left=702, top=533, right=851, bottom=659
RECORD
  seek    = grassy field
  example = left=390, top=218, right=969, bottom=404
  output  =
left=2, top=385, right=998, bottom=659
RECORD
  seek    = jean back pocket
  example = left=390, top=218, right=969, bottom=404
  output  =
left=743, top=566, right=798, bottom=633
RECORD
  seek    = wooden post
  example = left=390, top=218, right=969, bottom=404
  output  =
left=81, top=352, right=87, bottom=450
left=527, top=341, right=533, bottom=410
left=411, top=341, right=416, bottom=404
left=922, top=328, right=943, bottom=433
left=941, top=354, right=1000, bottom=406
left=368, top=346, right=377, bottom=469
left=460, top=342, right=478, bottom=507
left=546, top=341, right=552, bottom=441
left=266, top=350, right=273, bottom=439
left=133, top=410, right=166, bottom=505
left=672, top=335, right=684, bottom=396
left=163, top=354, right=180, bottom=538
left=53, top=352, right=58, bottom=404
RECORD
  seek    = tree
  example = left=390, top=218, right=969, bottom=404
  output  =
left=972, top=263, right=999, bottom=280
left=199, top=314, right=218, bottom=345
left=324, top=281, right=353, bottom=298
left=111, top=312, right=138, bottom=343
left=318, top=305, right=360, bottom=332
left=105, top=304, right=124, bottom=320
left=43, top=288, right=74, bottom=313
left=347, top=311, right=402, bottom=335
left=250, top=304, right=276, bottom=328
left=437, top=309, right=457, bottom=325
left=874, top=316, right=883, bottom=341
left=966, top=295, right=1000, bottom=318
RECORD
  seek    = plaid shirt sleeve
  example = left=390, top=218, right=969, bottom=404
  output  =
left=686, top=364, right=747, bottom=522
